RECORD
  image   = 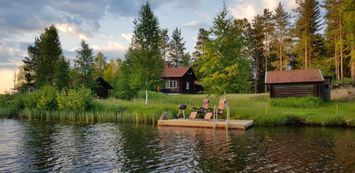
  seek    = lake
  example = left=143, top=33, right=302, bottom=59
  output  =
left=0, top=119, right=354, bottom=172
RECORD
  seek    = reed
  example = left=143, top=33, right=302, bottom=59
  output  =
left=5, top=91, right=355, bottom=127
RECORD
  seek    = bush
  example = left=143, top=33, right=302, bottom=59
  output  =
left=36, top=85, right=58, bottom=110
left=270, top=96, right=324, bottom=108
left=57, top=86, right=92, bottom=111
left=0, top=94, right=24, bottom=116
left=23, top=92, right=38, bottom=110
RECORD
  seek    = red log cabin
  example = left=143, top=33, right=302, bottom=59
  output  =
left=160, top=66, right=202, bottom=94
left=265, top=69, right=331, bottom=101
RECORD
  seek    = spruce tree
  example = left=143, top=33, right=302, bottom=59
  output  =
left=75, top=40, right=95, bottom=90
left=168, top=27, right=186, bottom=67
left=197, top=5, right=251, bottom=94
left=35, top=25, right=64, bottom=88
left=123, top=2, right=163, bottom=103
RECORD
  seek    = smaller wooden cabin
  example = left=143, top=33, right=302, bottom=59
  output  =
left=161, top=67, right=201, bottom=94
left=95, top=77, right=113, bottom=99
left=265, top=69, right=331, bottom=100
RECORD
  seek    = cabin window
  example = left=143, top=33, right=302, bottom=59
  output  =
left=186, top=82, right=190, bottom=90
left=165, top=80, right=177, bottom=88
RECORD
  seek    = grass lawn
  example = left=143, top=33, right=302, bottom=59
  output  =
left=95, top=91, right=355, bottom=127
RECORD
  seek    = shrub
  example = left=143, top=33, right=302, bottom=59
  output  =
left=270, top=96, right=324, bottom=108
left=36, top=85, right=58, bottom=110
left=0, top=94, right=24, bottom=116
left=57, top=86, right=92, bottom=111
left=23, top=92, right=38, bottom=110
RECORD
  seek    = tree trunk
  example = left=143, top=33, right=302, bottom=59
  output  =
left=340, top=19, right=344, bottom=83
left=265, top=32, right=268, bottom=92
left=351, top=32, right=355, bottom=87
left=352, top=62, right=355, bottom=87
left=305, top=37, right=308, bottom=69
left=145, top=80, right=148, bottom=104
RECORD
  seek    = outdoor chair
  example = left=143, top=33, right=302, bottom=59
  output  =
left=192, top=98, right=212, bottom=115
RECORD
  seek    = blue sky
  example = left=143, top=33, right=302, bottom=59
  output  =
left=0, top=0, right=299, bottom=93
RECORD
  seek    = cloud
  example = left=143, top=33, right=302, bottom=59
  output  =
left=56, top=23, right=91, bottom=40
left=0, top=42, right=26, bottom=69
left=121, top=33, right=133, bottom=42
left=183, top=21, right=209, bottom=30
left=229, top=0, right=298, bottom=20
left=91, top=41, right=128, bottom=59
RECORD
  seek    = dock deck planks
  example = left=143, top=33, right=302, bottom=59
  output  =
left=158, top=119, right=253, bottom=130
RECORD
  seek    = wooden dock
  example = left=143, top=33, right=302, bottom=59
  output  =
left=157, top=119, right=254, bottom=130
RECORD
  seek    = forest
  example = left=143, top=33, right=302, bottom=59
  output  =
left=14, top=0, right=354, bottom=100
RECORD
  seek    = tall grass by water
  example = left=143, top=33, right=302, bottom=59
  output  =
left=3, top=91, right=355, bottom=127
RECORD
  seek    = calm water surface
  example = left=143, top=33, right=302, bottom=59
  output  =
left=0, top=119, right=354, bottom=172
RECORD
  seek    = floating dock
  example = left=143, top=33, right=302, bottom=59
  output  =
left=157, top=119, right=254, bottom=130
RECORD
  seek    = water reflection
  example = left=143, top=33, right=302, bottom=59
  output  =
left=0, top=119, right=354, bottom=172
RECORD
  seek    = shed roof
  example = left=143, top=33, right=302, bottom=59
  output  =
left=95, top=77, right=113, bottom=89
left=265, top=69, right=324, bottom=84
left=161, top=67, right=190, bottom=78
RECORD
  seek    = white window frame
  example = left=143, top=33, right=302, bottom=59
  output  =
left=186, top=82, right=190, bottom=90
left=165, top=80, right=177, bottom=89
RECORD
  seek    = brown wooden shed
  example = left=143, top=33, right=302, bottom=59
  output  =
left=161, top=67, right=201, bottom=94
left=265, top=69, right=331, bottom=100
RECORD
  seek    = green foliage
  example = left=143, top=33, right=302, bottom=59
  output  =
left=114, top=59, right=140, bottom=100
left=294, top=0, right=322, bottom=68
left=270, top=96, right=324, bottom=108
left=169, top=27, right=186, bottom=67
left=57, top=86, right=92, bottom=111
left=35, top=25, right=68, bottom=88
left=23, top=92, right=38, bottom=110
left=36, top=85, right=58, bottom=110
left=74, top=40, right=96, bottom=90
left=196, top=6, right=251, bottom=94
left=0, top=94, right=24, bottom=116
left=93, top=52, right=107, bottom=77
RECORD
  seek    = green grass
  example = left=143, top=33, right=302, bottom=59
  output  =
left=3, top=91, right=355, bottom=127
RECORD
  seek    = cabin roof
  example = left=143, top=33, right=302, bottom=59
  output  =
left=265, top=69, right=324, bottom=84
left=161, top=67, right=190, bottom=78
left=95, top=77, right=113, bottom=89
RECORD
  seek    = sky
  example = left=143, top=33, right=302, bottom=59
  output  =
left=0, top=0, right=299, bottom=94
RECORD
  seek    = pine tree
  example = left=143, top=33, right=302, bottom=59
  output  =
left=262, top=9, right=274, bottom=74
left=93, top=52, right=107, bottom=77
left=168, top=27, right=186, bottom=67
left=75, top=40, right=95, bottom=90
left=342, top=0, right=355, bottom=85
left=251, top=15, right=267, bottom=93
left=294, top=0, right=322, bottom=69
left=272, top=2, right=291, bottom=71
left=192, top=28, right=209, bottom=60
left=22, top=38, right=40, bottom=85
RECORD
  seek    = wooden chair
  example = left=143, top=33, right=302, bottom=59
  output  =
left=192, top=98, right=212, bottom=115
left=216, top=97, right=227, bottom=116
left=204, top=98, right=226, bottom=120
left=189, top=98, right=212, bottom=119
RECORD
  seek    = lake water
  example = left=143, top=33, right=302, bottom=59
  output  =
left=0, top=119, right=354, bottom=172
